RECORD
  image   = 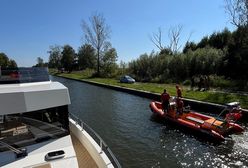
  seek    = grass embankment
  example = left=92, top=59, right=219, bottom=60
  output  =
left=51, top=70, right=248, bottom=109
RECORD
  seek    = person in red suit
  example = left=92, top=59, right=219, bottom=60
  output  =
left=176, top=97, right=184, bottom=116
left=161, top=89, right=170, bottom=112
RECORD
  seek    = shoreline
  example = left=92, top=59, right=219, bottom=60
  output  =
left=52, top=75, right=248, bottom=118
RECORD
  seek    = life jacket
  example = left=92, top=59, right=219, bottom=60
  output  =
left=177, top=100, right=184, bottom=108
left=161, top=93, right=170, bottom=102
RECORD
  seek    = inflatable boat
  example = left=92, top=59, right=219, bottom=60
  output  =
left=150, top=101, right=244, bottom=141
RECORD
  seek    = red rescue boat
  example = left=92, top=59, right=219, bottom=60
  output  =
left=150, top=101, right=244, bottom=141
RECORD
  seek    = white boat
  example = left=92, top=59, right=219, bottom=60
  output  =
left=0, top=67, right=121, bottom=168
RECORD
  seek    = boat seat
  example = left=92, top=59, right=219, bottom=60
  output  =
left=186, top=116, right=204, bottom=124
left=205, top=118, right=223, bottom=126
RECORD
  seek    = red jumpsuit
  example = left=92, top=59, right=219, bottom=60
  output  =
left=161, top=92, right=170, bottom=111
left=176, top=99, right=184, bottom=115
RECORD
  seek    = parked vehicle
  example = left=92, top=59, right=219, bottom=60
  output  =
left=120, top=75, right=135, bottom=83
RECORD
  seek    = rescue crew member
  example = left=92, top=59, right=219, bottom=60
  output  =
left=176, top=84, right=182, bottom=98
left=176, top=97, right=184, bottom=116
left=161, top=89, right=170, bottom=112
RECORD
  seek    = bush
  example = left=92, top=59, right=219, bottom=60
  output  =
left=208, top=75, right=233, bottom=88
left=82, top=68, right=95, bottom=78
left=183, top=79, right=191, bottom=86
left=128, top=47, right=225, bottom=84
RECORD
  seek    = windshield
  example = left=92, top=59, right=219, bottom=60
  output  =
left=125, top=76, right=132, bottom=79
left=0, top=105, right=69, bottom=152
left=0, top=67, right=49, bottom=84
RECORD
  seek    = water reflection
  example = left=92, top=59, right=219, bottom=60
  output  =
left=157, top=119, right=248, bottom=168
left=52, top=76, right=248, bottom=168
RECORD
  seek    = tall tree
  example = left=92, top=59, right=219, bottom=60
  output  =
left=101, top=48, right=118, bottom=77
left=61, top=45, right=76, bottom=72
left=119, top=60, right=127, bottom=75
left=150, top=25, right=189, bottom=55
left=8, top=59, right=17, bottom=68
left=168, top=25, right=183, bottom=54
left=197, top=36, right=209, bottom=48
left=48, top=45, right=62, bottom=69
left=78, top=44, right=96, bottom=70
left=82, top=13, right=111, bottom=76
left=0, top=53, right=10, bottom=68
left=222, top=26, right=248, bottom=79
left=183, top=41, right=197, bottom=53
left=36, top=57, right=44, bottom=67
left=0, top=52, right=17, bottom=68
left=208, top=28, right=232, bottom=49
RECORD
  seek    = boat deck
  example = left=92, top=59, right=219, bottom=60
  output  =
left=71, top=133, right=98, bottom=168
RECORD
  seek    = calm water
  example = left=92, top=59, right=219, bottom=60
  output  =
left=52, top=76, right=248, bottom=168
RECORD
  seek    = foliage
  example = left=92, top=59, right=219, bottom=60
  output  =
left=101, top=48, right=118, bottom=77
left=8, top=59, right=17, bottom=68
left=182, top=26, right=247, bottom=82
left=78, top=44, right=96, bottom=70
left=56, top=72, right=248, bottom=109
left=118, top=60, right=128, bottom=76
left=61, top=45, right=76, bottom=72
left=197, top=36, right=209, bottom=48
left=129, top=53, right=154, bottom=82
left=167, top=54, right=187, bottom=81
left=0, top=53, right=10, bottom=68
left=0, top=52, right=17, bottom=68
left=208, top=75, right=234, bottom=88
left=129, top=47, right=224, bottom=83
left=183, top=41, right=197, bottom=53
left=48, top=45, right=62, bottom=69
left=34, top=57, right=45, bottom=67
left=222, top=26, right=248, bottom=79
left=186, top=47, right=224, bottom=76
left=208, top=28, right=232, bottom=49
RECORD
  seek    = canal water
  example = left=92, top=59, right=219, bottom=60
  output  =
left=52, top=76, right=248, bottom=168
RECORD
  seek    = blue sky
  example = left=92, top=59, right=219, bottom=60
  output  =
left=0, top=0, right=235, bottom=67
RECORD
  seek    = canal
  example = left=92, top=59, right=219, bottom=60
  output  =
left=52, top=76, right=248, bottom=168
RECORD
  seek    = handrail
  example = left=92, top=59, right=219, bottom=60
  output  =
left=69, top=113, right=122, bottom=168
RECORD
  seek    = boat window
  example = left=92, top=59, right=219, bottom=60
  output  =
left=0, top=67, right=49, bottom=84
left=0, top=105, right=69, bottom=152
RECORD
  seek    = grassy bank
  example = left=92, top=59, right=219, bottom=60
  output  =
left=51, top=71, right=248, bottom=109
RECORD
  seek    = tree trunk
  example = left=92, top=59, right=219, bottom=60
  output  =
left=97, top=49, right=100, bottom=76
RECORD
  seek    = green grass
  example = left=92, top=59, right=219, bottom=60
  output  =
left=54, top=71, right=248, bottom=109
left=48, top=68, right=58, bottom=75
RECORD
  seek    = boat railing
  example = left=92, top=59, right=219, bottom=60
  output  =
left=69, top=113, right=122, bottom=168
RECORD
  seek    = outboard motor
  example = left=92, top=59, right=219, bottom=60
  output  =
left=225, top=102, right=242, bottom=122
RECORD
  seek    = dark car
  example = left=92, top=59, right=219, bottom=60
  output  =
left=120, top=75, right=135, bottom=83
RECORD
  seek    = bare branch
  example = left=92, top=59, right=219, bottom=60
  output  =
left=225, top=0, right=248, bottom=27
left=168, top=25, right=183, bottom=54
left=186, top=30, right=194, bottom=43
left=149, top=27, right=164, bottom=51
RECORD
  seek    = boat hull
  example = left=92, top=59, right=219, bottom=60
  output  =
left=150, top=101, right=243, bottom=141
left=69, top=118, right=115, bottom=168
